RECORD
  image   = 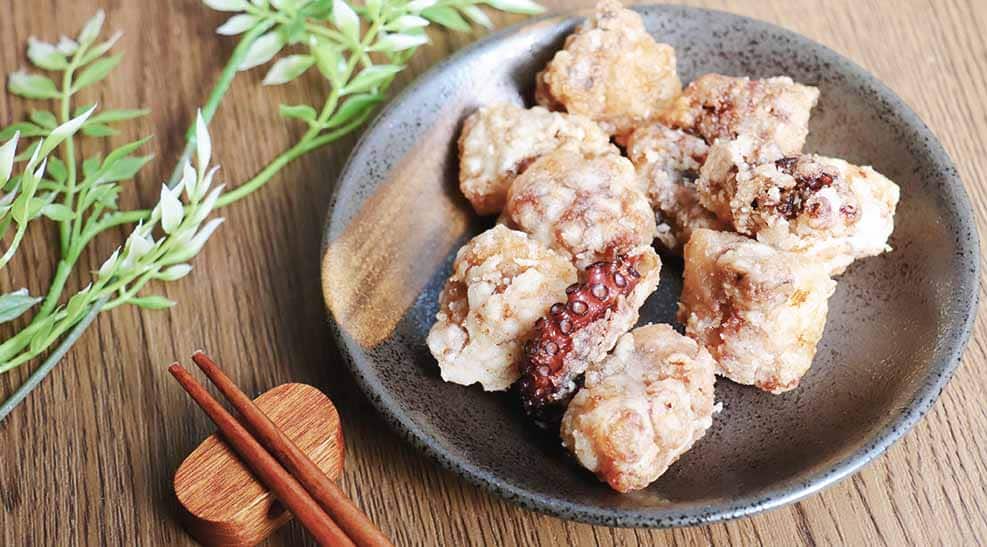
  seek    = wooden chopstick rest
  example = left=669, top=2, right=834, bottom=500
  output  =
left=190, top=352, right=392, bottom=547
left=174, top=382, right=344, bottom=546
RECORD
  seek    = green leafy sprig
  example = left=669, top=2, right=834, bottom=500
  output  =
left=203, top=0, right=543, bottom=206
left=0, top=13, right=225, bottom=415
left=0, top=0, right=543, bottom=421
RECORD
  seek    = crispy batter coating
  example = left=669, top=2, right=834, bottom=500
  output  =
left=458, top=103, right=617, bottom=215
left=697, top=135, right=786, bottom=222
left=504, top=149, right=656, bottom=269
left=518, top=247, right=662, bottom=425
left=661, top=74, right=819, bottom=154
left=427, top=225, right=577, bottom=391
left=534, top=0, right=681, bottom=137
left=561, top=324, right=717, bottom=493
left=678, top=229, right=836, bottom=394
left=699, top=141, right=900, bottom=274
left=730, top=154, right=900, bottom=275
left=625, top=123, right=727, bottom=253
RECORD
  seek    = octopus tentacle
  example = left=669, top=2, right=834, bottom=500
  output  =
left=517, top=254, right=644, bottom=425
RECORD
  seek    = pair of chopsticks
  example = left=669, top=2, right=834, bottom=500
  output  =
left=169, top=351, right=391, bottom=547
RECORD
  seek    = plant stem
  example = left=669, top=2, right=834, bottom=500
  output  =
left=0, top=23, right=274, bottom=422
left=0, top=302, right=100, bottom=423
left=38, top=254, right=77, bottom=317
left=57, top=45, right=87, bottom=253
left=166, top=20, right=275, bottom=187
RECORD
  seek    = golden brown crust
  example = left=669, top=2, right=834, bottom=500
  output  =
left=534, top=0, right=681, bottom=136
left=698, top=141, right=900, bottom=275
left=661, top=74, right=819, bottom=155
left=503, top=149, right=656, bottom=269
left=427, top=225, right=577, bottom=391
left=625, top=123, right=727, bottom=253
left=678, top=229, right=836, bottom=394
left=561, top=324, right=717, bottom=492
left=458, top=104, right=617, bottom=215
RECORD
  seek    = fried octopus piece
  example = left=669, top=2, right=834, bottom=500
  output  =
left=561, top=323, right=717, bottom=493
left=518, top=246, right=661, bottom=425
left=624, top=123, right=727, bottom=253
left=728, top=154, right=900, bottom=275
left=696, top=134, right=787, bottom=222
left=503, top=149, right=656, bottom=269
left=678, top=229, right=836, bottom=394
left=458, top=103, right=617, bottom=215
left=534, top=0, right=681, bottom=137
left=661, top=74, right=819, bottom=154
left=427, top=225, right=577, bottom=391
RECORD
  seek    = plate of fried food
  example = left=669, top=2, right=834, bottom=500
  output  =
left=321, top=1, right=979, bottom=526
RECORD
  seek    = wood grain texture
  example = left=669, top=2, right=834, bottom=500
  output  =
left=174, top=383, right=344, bottom=546
left=1, top=0, right=985, bottom=545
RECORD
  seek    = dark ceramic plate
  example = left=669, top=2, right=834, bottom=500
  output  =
left=321, top=5, right=979, bottom=527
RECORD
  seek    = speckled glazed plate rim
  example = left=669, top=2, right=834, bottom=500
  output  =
left=321, top=5, right=980, bottom=528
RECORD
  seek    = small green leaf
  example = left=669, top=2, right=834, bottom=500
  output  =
left=100, top=155, right=153, bottom=183
left=407, top=0, right=438, bottom=11
left=83, top=156, right=102, bottom=178
left=27, top=194, right=56, bottom=218
left=345, top=64, right=402, bottom=94
left=460, top=5, right=494, bottom=29
left=203, top=0, right=248, bottom=11
left=82, top=123, right=119, bottom=137
left=29, top=111, right=58, bottom=129
left=57, top=36, right=80, bottom=56
left=310, top=37, right=343, bottom=86
left=364, top=0, right=381, bottom=18
left=238, top=31, right=285, bottom=71
left=217, top=14, right=258, bottom=36
left=157, top=264, right=193, bottom=281
left=0, top=123, right=46, bottom=140
left=65, top=287, right=93, bottom=320
left=262, top=55, right=314, bottom=85
left=421, top=6, right=471, bottom=32
left=8, top=71, right=61, bottom=100
left=376, top=32, right=428, bottom=52
left=84, top=184, right=120, bottom=210
left=129, top=295, right=176, bottom=310
left=0, top=133, right=17, bottom=184
left=331, top=0, right=360, bottom=41
left=0, top=289, right=41, bottom=323
left=483, top=0, right=544, bottom=15
left=103, top=136, right=151, bottom=167
left=194, top=110, right=211, bottom=175
left=47, top=156, right=67, bottom=183
left=40, top=104, right=96, bottom=157
left=391, top=15, right=429, bottom=31
left=279, top=104, right=318, bottom=123
left=27, top=315, right=58, bottom=354
left=88, top=109, right=149, bottom=124
left=281, top=15, right=308, bottom=44
left=14, top=142, right=40, bottom=162
left=78, top=10, right=106, bottom=45
left=27, top=38, right=69, bottom=71
left=300, top=0, right=332, bottom=18
left=325, top=93, right=383, bottom=129
left=158, top=184, right=184, bottom=234
left=41, top=203, right=75, bottom=221
left=73, top=53, right=123, bottom=91
left=74, top=103, right=97, bottom=117
left=79, top=32, right=124, bottom=66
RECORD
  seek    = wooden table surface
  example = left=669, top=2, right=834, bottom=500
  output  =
left=2, top=0, right=985, bottom=545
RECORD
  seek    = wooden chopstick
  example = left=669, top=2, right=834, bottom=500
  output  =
left=190, top=351, right=392, bottom=547
left=168, top=363, right=355, bottom=547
